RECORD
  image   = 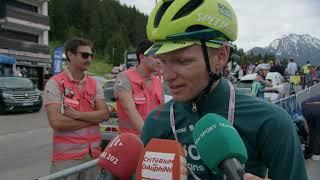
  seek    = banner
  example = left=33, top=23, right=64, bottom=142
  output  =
left=0, top=54, right=16, bottom=64
left=289, top=75, right=301, bottom=85
left=52, top=46, right=64, bottom=75
left=125, top=52, right=138, bottom=69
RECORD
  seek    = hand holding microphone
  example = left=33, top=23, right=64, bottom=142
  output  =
left=98, top=133, right=144, bottom=180
left=192, top=113, right=248, bottom=180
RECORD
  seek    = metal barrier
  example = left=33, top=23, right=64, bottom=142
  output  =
left=273, top=94, right=298, bottom=114
left=36, top=135, right=116, bottom=180
left=273, top=82, right=320, bottom=112
left=296, top=89, right=310, bottom=110
left=36, top=159, right=98, bottom=180
left=309, top=83, right=320, bottom=97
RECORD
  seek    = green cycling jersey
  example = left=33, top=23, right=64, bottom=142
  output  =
left=141, top=79, right=307, bottom=180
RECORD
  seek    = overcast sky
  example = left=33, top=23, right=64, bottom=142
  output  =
left=119, top=0, right=320, bottom=51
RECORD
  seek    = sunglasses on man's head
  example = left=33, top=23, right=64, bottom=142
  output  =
left=77, top=52, right=94, bottom=59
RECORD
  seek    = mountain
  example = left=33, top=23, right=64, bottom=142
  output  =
left=248, top=34, right=320, bottom=65
left=248, top=47, right=267, bottom=55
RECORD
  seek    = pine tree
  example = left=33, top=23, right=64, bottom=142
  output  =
left=48, top=0, right=148, bottom=63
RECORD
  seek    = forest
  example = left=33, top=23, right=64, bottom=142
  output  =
left=49, top=0, right=148, bottom=66
left=49, top=0, right=277, bottom=67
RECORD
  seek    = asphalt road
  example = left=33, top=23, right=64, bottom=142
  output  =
left=0, top=108, right=319, bottom=180
left=0, top=107, right=51, bottom=180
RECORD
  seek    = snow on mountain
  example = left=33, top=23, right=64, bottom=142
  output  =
left=248, top=34, right=320, bottom=65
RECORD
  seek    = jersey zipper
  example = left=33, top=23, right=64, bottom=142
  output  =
left=192, top=102, right=197, bottom=112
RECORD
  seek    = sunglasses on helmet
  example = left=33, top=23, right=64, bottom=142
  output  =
left=77, top=52, right=94, bottom=59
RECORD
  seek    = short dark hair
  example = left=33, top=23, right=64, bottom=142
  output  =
left=64, top=37, right=93, bottom=61
left=135, top=40, right=153, bottom=63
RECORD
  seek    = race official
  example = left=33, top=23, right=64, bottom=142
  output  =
left=44, top=37, right=109, bottom=180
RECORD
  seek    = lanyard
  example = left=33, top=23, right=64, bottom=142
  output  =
left=169, top=80, right=235, bottom=180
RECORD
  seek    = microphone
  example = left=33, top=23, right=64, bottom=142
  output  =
left=192, top=113, right=248, bottom=180
left=135, top=138, right=188, bottom=180
left=98, top=133, right=144, bottom=180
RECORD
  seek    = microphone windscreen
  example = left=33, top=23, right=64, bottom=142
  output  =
left=136, top=138, right=188, bottom=180
left=98, top=133, right=144, bottom=179
left=192, top=113, right=247, bottom=175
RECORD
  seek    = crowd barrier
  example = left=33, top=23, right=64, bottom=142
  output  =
left=36, top=83, right=320, bottom=180
left=274, top=82, right=320, bottom=113
left=36, top=159, right=98, bottom=180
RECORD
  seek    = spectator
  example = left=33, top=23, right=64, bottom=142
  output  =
left=222, top=65, right=230, bottom=79
left=242, top=64, right=248, bottom=76
left=21, top=67, right=28, bottom=77
left=305, top=65, right=320, bottom=87
left=270, top=60, right=285, bottom=75
left=247, top=62, right=256, bottom=74
left=301, top=61, right=312, bottom=75
left=268, top=60, right=274, bottom=69
left=15, top=67, right=22, bottom=77
left=232, top=61, right=242, bottom=81
left=286, top=58, right=298, bottom=76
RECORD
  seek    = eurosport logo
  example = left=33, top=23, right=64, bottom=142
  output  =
left=194, top=122, right=235, bottom=145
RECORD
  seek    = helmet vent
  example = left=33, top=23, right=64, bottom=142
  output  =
left=186, top=25, right=208, bottom=32
left=185, top=25, right=230, bottom=40
left=154, top=1, right=174, bottom=28
left=172, top=0, right=204, bottom=21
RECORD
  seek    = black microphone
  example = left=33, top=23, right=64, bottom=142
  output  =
left=99, top=169, right=119, bottom=180
left=220, top=158, right=246, bottom=180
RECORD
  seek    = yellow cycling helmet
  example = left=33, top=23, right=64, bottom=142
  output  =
left=145, top=0, right=238, bottom=55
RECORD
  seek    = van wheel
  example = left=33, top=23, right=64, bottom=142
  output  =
left=0, top=104, right=6, bottom=115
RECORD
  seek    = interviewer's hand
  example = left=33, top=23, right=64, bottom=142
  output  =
left=244, top=173, right=271, bottom=180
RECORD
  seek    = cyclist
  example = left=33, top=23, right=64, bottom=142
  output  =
left=141, top=0, right=308, bottom=179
